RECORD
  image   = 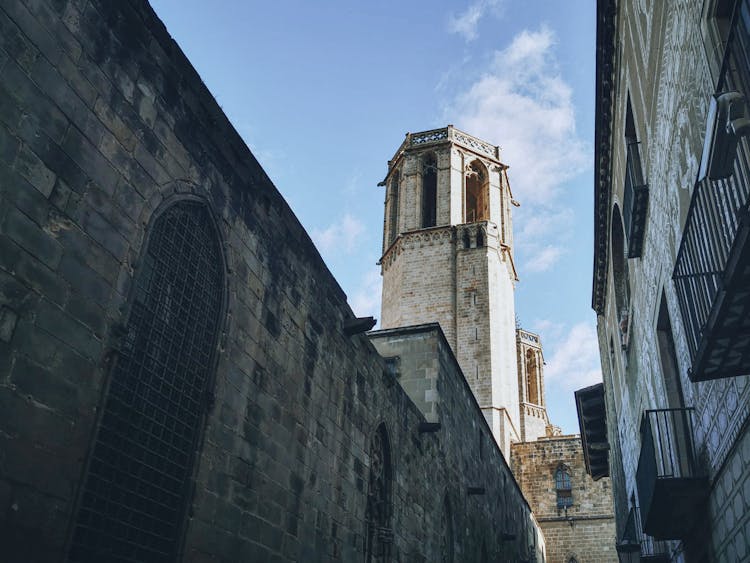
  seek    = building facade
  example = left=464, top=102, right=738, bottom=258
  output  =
left=589, top=0, right=750, bottom=560
left=0, top=0, right=548, bottom=561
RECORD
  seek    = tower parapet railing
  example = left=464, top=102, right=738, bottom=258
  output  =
left=388, top=126, right=501, bottom=165
left=517, top=330, right=540, bottom=345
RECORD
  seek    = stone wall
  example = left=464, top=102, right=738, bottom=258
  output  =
left=371, top=324, right=546, bottom=562
left=511, top=436, right=617, bottom=563
left=0, top=1, right=544, bottom=561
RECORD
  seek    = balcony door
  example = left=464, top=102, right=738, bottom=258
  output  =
left=655, top=293, right=692, bottom=478
left=656, top=293, right=685, bottom=410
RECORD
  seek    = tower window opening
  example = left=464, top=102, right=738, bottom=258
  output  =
left=463, top=229, right=471, bottom=249
left=465, top=160, right=488, bottom=223
left=476, top=229, right=484, bottom=247
left=388, top=170, right=400, bottom=244
left=422, top=154, right=437, bottom=228
left=525, top=349, right=540, bottom=405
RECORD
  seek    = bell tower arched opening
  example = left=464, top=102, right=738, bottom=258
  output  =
left=465, top=160, right=489, bottom=223
left=422, top=153, right=438, bottom=228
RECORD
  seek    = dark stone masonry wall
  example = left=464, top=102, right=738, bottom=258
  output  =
left=369, top=325, right=546, bottom=562
left=0, top=1, right=543, bottom=561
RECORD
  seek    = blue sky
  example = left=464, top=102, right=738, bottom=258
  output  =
left=150, top=0, right=599, bottom=434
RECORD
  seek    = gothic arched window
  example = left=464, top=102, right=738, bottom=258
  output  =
left=388, top=170, right=400, bottom=244
left=555, top=465, right=573, bottom=509
left=69, top=201, right=224, bottom=562
left=465, top=160, right=488, bottom=223
left=441, top=493, right=454, bottom=563
left=366, top=423, right=393, bottom=562
left=422, top=153, right=438, bottom=228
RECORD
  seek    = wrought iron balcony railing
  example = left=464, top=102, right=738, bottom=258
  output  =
left=623, top=140, right=649, bottom=258
left=635, top=409, right=708, bottom=540
left=673, top=0, right=750, bottom=381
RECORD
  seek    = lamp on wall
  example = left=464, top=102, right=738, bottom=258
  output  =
left=699, top=91, right=750, bottom=181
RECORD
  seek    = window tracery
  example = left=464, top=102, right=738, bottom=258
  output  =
left=69, top=200, right=224, bottom=562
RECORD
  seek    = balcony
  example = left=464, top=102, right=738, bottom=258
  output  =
left=635, top=409, right=708, bottom=540
left=623, top=140, right=649, bottom=258
left=617, top=505, right=670, bottom=563
left=673, top=0, right=750, bottom=381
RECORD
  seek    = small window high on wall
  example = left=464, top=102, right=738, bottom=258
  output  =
left=465, top=160, right=488, bottom=223
left=422, top=154, right=437, bottom=228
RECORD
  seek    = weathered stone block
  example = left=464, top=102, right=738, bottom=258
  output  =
left=3, top=206, right=62, bottom=269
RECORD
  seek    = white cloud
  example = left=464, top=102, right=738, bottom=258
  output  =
left=529, top=318, right=564, bottom=340
left=544, top=322, right=603, bottom=392
left=446, top=26, right=588, bottom=200
left=443, top=26, right=590, bottom=277
left=342, top=170, right=363, bottom=196
left=311, top=213, right=365, bottom=256
left=349, top=268, right=382, bottom=321
left=517, top=207, right=574, bottom=242
left=448, top=0, right=504, bottom=41
left=525, top=244, right=565, bottom=272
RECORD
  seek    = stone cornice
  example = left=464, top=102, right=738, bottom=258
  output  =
left=592, top=0, right=618, bottom=315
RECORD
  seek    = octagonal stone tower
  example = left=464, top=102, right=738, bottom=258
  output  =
left=378, top=125, right=520, bottom=457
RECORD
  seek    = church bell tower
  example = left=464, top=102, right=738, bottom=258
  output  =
left=378, top=125, right=520, bottom=456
